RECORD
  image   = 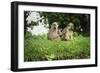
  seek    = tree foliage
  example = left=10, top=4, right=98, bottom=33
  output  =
left=24, top=11, right=90, bottom=36
left=41, top=12, right=90, bottom=36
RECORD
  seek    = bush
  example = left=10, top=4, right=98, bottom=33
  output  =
left=24, top=33, right=90, bottom=61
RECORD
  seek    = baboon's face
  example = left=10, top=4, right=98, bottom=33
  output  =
left=67, top=23, right=74, bottom=30
left=51, top=22, right=58, bottom=30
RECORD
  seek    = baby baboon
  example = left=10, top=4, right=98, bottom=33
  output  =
left=47, top=22, right=61, bottom=41
left=58, top=28, right=63, bottom=37
left=62, top=22, right=74, bottom=40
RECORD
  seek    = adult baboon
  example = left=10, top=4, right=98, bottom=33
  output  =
left=62, top=22, right=74, bottom=40
left=47, top=22, right=61, bottom=41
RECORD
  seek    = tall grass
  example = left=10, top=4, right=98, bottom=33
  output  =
left=24, top=32, right=90, bottom=61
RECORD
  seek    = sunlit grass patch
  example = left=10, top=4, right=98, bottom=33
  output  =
left=24, top=32, right=90, bottom=61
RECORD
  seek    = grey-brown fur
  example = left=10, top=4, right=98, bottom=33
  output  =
left=48, top=22, right=74, bottom=41
left=61, top=22, right=74, bottom=40
left=47, top=22, right=61, bottom=41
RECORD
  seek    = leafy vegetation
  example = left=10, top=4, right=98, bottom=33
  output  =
left=24, top=32, right=90, bottom=61
left=24, top=11, right=90, bottom=62
left=24, top=11, right=90, bottom=36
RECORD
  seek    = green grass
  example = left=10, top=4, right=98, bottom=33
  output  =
left=24, top=32, right=90, bottom=61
